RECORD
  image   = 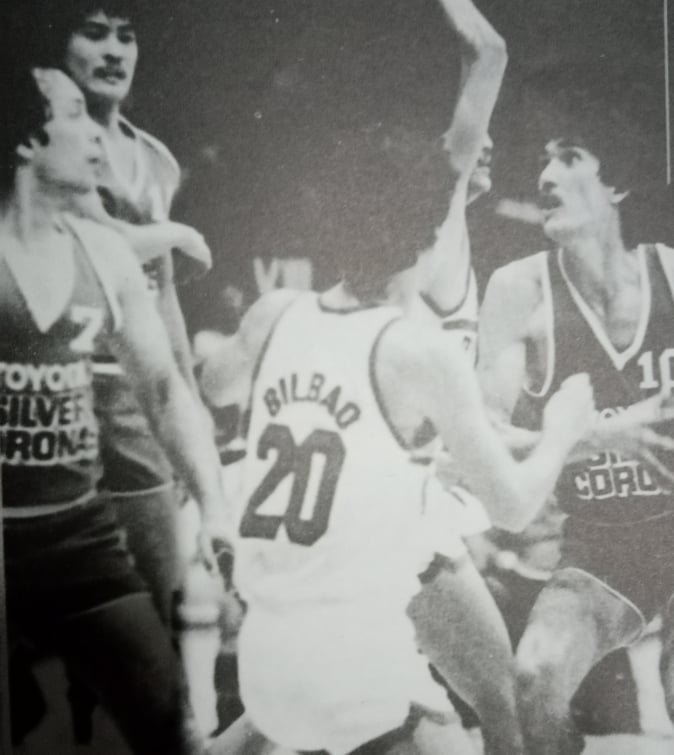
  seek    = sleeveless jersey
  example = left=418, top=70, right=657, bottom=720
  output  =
left=0, top=230, right=115, bottom=513
left=514, top=245, right=674, bottom=524
left=415, top=265, right=478, bottom=364
left=235, top=292, right=429, bottom=612
left=93, top=118, right=181, bottom=493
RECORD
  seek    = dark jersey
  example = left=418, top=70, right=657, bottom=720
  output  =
left=0, top=234, right=114, bottom=511
left=514, top=245, right=674, bottom=524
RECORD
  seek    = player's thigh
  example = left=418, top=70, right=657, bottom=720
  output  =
left=517, top=569, right=643, bottom=692
left=54, top=592, right=194, bottom=754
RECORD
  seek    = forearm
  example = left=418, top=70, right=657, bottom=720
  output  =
left=145, top=372, right=225, bottom=523
left=503, top=431, right=572, bottom=532
left=157, top=282, right=199, bottom=393
left=439, top=0, right=507, bottom=176
left=489, top=413, right=540, bottom=459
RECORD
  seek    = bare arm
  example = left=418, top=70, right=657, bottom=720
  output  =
left=151, top=252, right=200, bottom=393
left=381, top=320, right=594, bottom=532
left=104, top=241, right=228, bottom=550
left=417, top=0, right=507, bottom=310
left=478, top=263, right=538, bottom=423
left=67, top=191, right=212, bottom=272
left=439, top=0, right=507, bottom=179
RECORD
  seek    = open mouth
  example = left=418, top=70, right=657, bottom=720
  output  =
left=95, top=68, right=126, bottom=83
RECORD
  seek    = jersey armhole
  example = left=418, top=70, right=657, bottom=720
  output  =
left=368, top=316, right=414, bottom=451
left=418, top=266, right=474, bottom=322
left=655, top=243, right=674, bottom=299
left=522, top=251, right=554, bottom=399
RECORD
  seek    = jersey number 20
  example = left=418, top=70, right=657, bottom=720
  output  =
left=240, top=424, right=345, bottom=546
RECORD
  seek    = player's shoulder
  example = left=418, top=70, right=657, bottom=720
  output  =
left=377, top=314, right=466, bottom=378
left=240, top=288, right=304, bottom=356
left=484, top=251, right=548, bottom=311
left=120, top=116, right=181, bottom=183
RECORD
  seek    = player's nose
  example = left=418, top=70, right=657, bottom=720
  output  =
left=538, top=160, right=559, bottom=192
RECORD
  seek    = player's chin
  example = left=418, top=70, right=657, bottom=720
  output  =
left=468, top=174, right=491, bottom=202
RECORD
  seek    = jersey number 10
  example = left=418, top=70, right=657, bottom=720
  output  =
left=240, top=424, right=346, bottom=546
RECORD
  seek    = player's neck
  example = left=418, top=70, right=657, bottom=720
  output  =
left=1, top=171, right=67, bottom=242
left=86, top=95, right=123, bottom=131
left=562, top=220, right=633, bottom=306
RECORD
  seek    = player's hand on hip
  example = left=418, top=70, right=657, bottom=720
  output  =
left=542, top=373, right=595, bottom=449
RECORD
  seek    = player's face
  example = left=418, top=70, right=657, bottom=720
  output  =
left=65, top=11, right=138, bottom=105
left=538, top=140, right=615, bottom=244
left=467, top=134, right=493, bottom=202
left=29, top=69, right=104, bottom=194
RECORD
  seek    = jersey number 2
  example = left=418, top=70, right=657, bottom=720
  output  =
left=240, top=424, right=345, bottom=546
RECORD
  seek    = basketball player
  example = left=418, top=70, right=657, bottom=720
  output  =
left=478, top=136, right=674, bottom=754
left=33, top=0, right=216, bottom=626
left=0, top=65, right=225, bottom=753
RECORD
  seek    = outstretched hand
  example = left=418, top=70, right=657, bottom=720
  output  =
left=589, top=391, right=674, bottom=485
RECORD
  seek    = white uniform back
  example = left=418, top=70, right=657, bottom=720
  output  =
left=235, top=291, right=450, bottom=754
left=236, top=291, right=427, bottom=612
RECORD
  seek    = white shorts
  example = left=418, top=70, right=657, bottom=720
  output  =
left=238, top=602, right=451, bottom=754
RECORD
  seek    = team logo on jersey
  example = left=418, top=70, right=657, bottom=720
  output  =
left=570, top=406, right=669, bottom=500
left=0, top=359, right=97, bottom=466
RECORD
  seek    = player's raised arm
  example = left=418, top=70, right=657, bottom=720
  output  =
left=102, top=234, right=230, bottom=561
left=380, top=319, right=594, bottom=532
left=438, top=0, right=507, bottom=181
left=416, top=0, right=507, bottom=313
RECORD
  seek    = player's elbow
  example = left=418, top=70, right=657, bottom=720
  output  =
left=465, top=26, right=507, bottom=69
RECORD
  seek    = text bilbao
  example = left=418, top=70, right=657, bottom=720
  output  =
left=0, top=360, right=97, bottom=465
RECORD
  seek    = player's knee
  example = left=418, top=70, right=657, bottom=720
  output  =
left=515, top=639, right=566, bottom=712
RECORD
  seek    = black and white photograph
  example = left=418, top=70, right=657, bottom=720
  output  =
left=1, top=1, right=674, bottom=753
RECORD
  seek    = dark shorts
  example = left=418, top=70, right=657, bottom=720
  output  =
left=559, top=512, right=674, bottom=622
left=5, top=497, right=147, bottom=643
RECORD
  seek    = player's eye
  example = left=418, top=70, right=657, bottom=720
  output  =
left=560, top=150, right=581, bottom=166
left=80, top=23, right=109, bottom=42
left=117, top=28, right=137, bottom=45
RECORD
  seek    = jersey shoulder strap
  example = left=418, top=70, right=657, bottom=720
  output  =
left=62, top=215, right=123, bottom=331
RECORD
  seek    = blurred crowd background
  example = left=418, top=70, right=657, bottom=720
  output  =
left=5, top=0, right=672, bottom=329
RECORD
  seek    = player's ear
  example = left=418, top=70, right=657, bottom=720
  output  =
left=15, top=137, right=36, bottom=164
left=608, top=187, right=629, bottom=205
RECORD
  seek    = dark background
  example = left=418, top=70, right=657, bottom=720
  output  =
left=14, top=1, right=674, bottom=329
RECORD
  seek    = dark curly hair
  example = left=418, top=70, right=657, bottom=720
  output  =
left=298, top=123, right=453, bottom=299
left=0, top=66, right=51, bottom=200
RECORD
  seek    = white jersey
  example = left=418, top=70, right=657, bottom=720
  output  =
left=235, top=291, right=450, bottom=753
left=235, top=291, right=428, bottom=612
